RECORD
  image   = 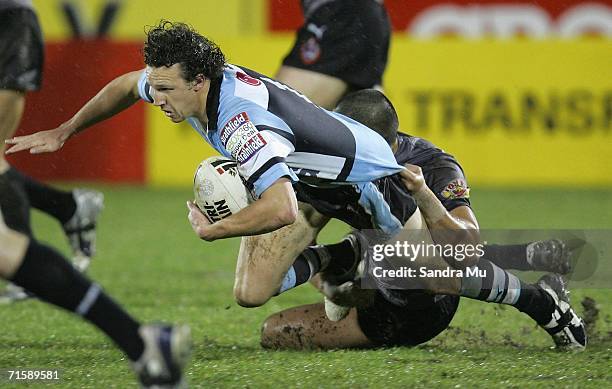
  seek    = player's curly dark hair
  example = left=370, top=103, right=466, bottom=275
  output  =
left=335, top=90, right=399, bottom=145
left=143, top=20, right=226, bottom=81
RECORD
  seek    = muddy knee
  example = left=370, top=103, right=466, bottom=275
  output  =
left=260, top=312, right=310, bottom=350
left=260, top=313, right=282, bottom=349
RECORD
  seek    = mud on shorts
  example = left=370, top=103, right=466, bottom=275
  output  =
left=357, top=291, right=460, bottom=347
left=282, top=0, right=390, bottom=89
left=0, top=7, right=44, bottom=92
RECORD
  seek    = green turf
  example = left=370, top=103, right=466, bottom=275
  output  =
left=0, top=187, right=610, bottom=388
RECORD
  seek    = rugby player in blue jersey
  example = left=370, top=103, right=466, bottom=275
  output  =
left=5, top=21, right=406, bottom=308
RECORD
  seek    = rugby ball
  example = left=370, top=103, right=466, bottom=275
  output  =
left=193, top=156, right=253, bottom=223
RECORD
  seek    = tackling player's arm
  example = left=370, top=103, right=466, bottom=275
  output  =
left=400, top=164, right=480, bottom=266
left=187, top=177, right=298, bottom=241
left=5, top=71, right=142, bottom=154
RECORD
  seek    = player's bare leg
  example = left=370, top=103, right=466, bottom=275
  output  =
left=0, top=209, right=29, bottom=278
left=0, top=90, right=103, bottom=274
left=0, top=90, right=25, bottom=172
left=0, top=89, right=27, bottom=301
left=261, top=303, right=372, bottom=350
left=233, top=202, right=329, bottom=307
left=276, top=66, right=349, bottom=110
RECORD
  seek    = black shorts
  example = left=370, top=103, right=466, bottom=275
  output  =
left=0, top=172, right=32, bottom=237
left=0, top=7, right=44, bottom=92
left=357, top=292, right=460, bottom=347
left=294, top=180, right=418, bottom=232
left=282, top=0, right=390, bottom=89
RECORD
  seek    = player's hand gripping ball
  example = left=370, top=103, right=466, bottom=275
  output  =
left=193, top=156, right=253, bottom=223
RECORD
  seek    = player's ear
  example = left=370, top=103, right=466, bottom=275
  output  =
left=192, top=74, right=207, bottom=91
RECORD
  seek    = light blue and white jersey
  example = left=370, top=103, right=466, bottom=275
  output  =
left=138, top=64, right=405, bottom=233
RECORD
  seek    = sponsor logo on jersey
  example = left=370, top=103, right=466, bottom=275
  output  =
left=235, top=133, right=267, bottom=163
left=221, top=112, right=267, bottom=164
left=220, top=112, right=249, bottom=145
left=306, top=23, right=327, bottom=40
left=440, top=179, right=470, bottom=200
left=236, top=72, right=262, bottom=86
left=300, top=37, right=321, bottom=65
left=226, top=124, right=259, bottom=154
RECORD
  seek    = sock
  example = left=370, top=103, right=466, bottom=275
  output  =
left=460, top=258, right=555, bottom=325
left=0, top=171, right=32, bottom=236
left=7, top=167, right=76, bottom=225
left=319, top=238, right=357, bottom=275
left=10, top=240, right=145, bottom=360
left=481, top=244, right=531, bottom=271
left=277, top=248, right=326, bottom=294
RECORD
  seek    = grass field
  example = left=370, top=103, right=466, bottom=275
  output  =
left=0, top=187, right=611, bottom=388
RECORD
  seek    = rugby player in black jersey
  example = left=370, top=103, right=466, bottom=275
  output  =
left=260, top=90, right=586, bottom=351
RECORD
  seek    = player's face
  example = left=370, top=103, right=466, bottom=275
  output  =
left=146, top=64, right=203, bottom=123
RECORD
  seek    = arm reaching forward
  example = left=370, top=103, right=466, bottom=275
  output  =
left=5, top=70, right=143, bottom=154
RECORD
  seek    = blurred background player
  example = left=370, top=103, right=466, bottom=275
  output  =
left=0, top=176, right=191, bottom=388
left=1, top=11, right=191, bottom=384
left=0, top=0, right=103, bottom=301
left=276, top=0, right=390, bottom=109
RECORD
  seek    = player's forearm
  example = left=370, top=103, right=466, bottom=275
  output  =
left=203, top=197, right=297, bottom=240
left=60, top=72, right=141, bottom=138
left=412, top=186, right=480, bottom=247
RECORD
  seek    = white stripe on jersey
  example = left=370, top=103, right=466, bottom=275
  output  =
left=227, top=65, right=270, bottom=109
left=285, top=152, right=345, bottom=180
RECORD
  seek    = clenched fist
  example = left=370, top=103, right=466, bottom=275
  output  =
left=399, top=164, right=426, bottom=193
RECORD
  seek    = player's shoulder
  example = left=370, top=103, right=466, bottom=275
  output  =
left=221, top=64, right=270, bottom=92
left=396, top=132, right=462, bottom=168
left=217, top=64, right=293, bottom=132
left=218, top=64, right=271, bottom=112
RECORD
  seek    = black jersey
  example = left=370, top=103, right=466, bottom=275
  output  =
left=0, top=6, right=43, bottom=91
left=390, top=133, right=471, bottom=215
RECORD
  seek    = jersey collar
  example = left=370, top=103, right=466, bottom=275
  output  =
left=205, top=75, right=222, bottom=132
